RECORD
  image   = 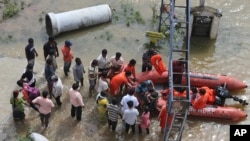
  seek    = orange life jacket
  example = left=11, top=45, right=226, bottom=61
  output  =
left=151, top=54, right=167, bottom=75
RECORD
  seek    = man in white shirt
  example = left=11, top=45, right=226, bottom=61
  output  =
left=108, top=52, right=124, bottom=79
left=97, top=71, right=109, bottom=93
left=96, top=49, right=109, bottom=74
left=51, top=75, right=63, bottom=106
left=88, top=59, right=99, bottom=95
left=123, top=100, right=139, bottom=133
left=120, top=88, right=139, bottom=114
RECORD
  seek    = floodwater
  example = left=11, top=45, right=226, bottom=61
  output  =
left=0, top=0, right=249, bottom=141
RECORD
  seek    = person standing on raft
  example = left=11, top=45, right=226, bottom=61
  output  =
left=142, top=49, right=157, bottom=72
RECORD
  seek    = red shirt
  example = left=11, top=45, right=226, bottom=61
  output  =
left=61, top=45, right=73, bottom=62
left=122, top=64, right=136, bottom=79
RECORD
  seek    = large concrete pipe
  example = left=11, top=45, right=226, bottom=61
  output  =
left=45, top=4, right=112, bottom=36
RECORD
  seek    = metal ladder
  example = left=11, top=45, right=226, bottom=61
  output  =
left=159, top=0, right=191, bottom=141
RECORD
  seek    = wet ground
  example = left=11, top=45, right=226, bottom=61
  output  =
left=0, top=0, right=249, bottom=141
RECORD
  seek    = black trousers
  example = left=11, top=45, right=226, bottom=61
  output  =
left=64, top=62, right=71, bottom=76
left=30, top=79, right=36, bottom=87
left=142, top=63, right=152, bottom=72
left=29, top=102, right=39, bottom=112
left=125, top=122, right=136, bottom=133
left=108, top=119, right=118, bottom=131
left=13, top=108, right=25, bottom=120
left=54, top=96, right=62, bottom=106
left=71, top=105, right=82, bottom=121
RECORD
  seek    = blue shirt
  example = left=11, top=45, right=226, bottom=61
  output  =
left=45, top=64, right=55, bottom=82
left=136, top=80, right=152, bottom=93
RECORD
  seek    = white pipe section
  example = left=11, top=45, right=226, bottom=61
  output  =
left=45, top=4, right=112, bottom=36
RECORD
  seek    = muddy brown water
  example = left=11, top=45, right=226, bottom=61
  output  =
left=0, top=0, right=249, bottom=141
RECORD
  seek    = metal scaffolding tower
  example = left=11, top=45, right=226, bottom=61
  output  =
left=158, top=0, right=191, bottom=141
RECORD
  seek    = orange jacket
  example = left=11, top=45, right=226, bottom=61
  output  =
left=110, top=72, right=130, bottom=95
left=21, top=83, right=30, bottom=102
left=122, top=64, right=136, bottom=79
left=200, top=86, right=216, bottom=105
left=158, top=105, right=173, bottom=128
left=158, top=105, right=167, bottom=128
left=192, top=92, right=208, bottom=109
left=61, top=45, right=73, bottom=62
left=151, top=54, right=166, bottom=75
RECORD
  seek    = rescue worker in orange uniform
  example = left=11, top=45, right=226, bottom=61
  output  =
left=191, top=88, right=208, bottom=109
left=150, top=54, right=167, bottom=75
left=200, top=86, right=216, bottom=105
left=109, top=71, right=134, bottom=100
left=158, top=105, right=173, bottom=133
left=122, top=59, right=137, bottom=81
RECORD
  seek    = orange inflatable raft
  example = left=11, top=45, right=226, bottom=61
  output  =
left=157, top=98, right=247, bottom=122
left=137, top=70, right=247, bottom=91
left=156, top=89, right=247, bottom=122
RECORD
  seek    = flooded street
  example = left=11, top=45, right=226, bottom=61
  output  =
left=0, top=0, right=249, bottom=141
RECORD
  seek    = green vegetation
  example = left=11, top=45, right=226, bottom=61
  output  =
left=2, top=0, right=26, bottom=20
left=20, top=1, right=24, bottom=10
left=97, top=2, right=183, bottom=47
left=15, top=128, right=33, bottom=141
left=160, top=23, right=185, bottom=47
left=95, top=31, right=113, bottom=41
left=0, top=35, right=14, bottom=43
left=112, top=3, right=145, bottom=27
left=151, top=4, right=158, bottom=24
left=143, top=41, right=163, bottom=52
left=2, top=0, right=19, bottom=20
left=39, top=11, right=45, bottom=23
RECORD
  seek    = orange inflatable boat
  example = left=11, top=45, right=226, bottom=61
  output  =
left=157, top=97, right=247, bottom=122
left=137, top=70, right=247, bottom=91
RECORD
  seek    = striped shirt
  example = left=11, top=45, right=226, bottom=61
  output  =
left=88, top=60, right=99, bottom=80
left=106, top=104, right=121, bottom=122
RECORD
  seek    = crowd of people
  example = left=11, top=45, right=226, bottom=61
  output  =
left=10, top=37, right=175, bottom=134
left=12, top=36, right=227, bottom=135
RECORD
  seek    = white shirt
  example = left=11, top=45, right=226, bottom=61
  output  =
left=52, top=78, right=63, bottom=98
left=123, top=108, right=139, bottom=125
left=120, top=94, right=139, bottom=114
left=88, top=60, right=99, bottom=80
left=97, top=54, right=108, bottom=69
left=97, top=78, right=109, bottom=93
